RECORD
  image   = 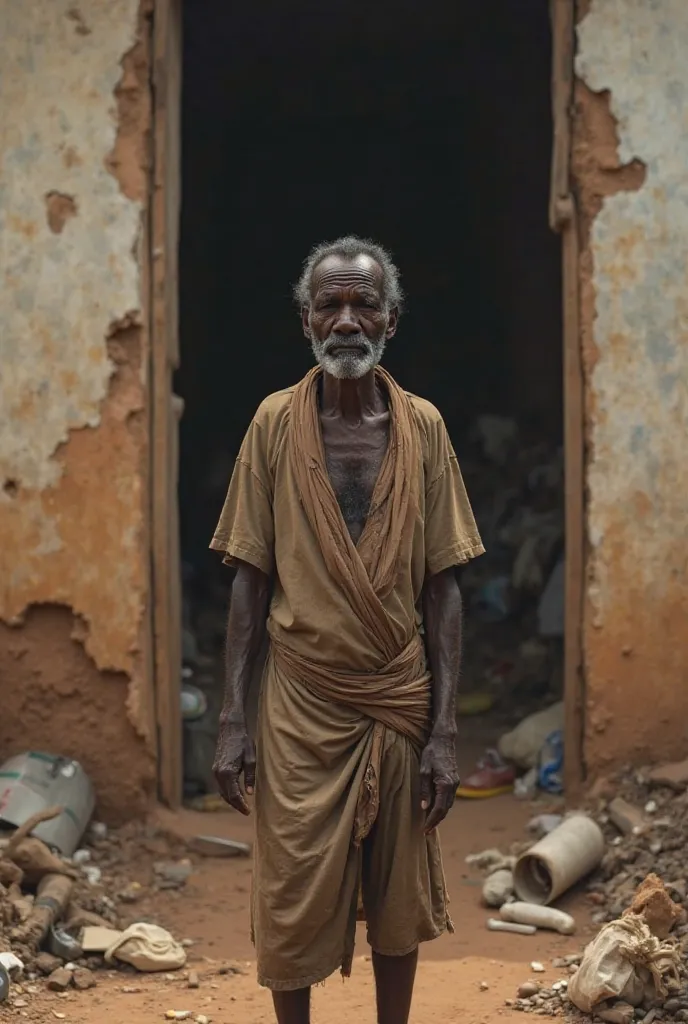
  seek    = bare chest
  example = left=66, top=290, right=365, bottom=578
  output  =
left=320, top=418, right=389, bottom=543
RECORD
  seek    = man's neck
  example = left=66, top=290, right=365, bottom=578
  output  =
left=320, top=368, right=386, bottom=425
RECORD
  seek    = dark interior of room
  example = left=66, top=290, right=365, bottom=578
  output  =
left=176, top=0, right=565, bottom=798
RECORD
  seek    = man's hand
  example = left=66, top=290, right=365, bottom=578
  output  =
left=419, top=732, right=460, bottom=834
left=213, top=716, right=256, bottom=815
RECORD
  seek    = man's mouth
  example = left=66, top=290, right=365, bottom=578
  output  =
left=327, top=342, right=368, bottom=356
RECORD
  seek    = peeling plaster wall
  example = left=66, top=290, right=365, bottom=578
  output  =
left=574, top=0, right=688, bottom=775
left=0, top=0, right=156, bottom=819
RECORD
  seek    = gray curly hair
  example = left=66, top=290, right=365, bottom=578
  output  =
left=294, top=235, right=404, bottom=313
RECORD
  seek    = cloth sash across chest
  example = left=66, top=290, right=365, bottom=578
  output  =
left=270, top=366, right=432, bottom=843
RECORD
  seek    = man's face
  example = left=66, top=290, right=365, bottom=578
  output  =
left=303, top=254, right=398, bottom=379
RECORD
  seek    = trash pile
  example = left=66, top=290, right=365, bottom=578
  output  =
left=0, top=751, right=250, bottom=1010
left=469, top=759, right=688, bottom=1020
left=458, top=414, right=564, bottom=702
left=452, top=416, right=565, bottom=799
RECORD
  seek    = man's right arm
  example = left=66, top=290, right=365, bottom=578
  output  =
left=213, top=560, right=270, bottom=814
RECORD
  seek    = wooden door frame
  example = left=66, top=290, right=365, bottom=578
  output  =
left=549, top=0, right=585, bottom=794
left=150, top=0, right=183, bottom=807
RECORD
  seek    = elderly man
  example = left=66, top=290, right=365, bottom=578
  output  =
left=211, top=236, right=484, bottom=1024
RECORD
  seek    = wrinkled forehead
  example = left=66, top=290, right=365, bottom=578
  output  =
left=310, top=254, right=384, bottom=299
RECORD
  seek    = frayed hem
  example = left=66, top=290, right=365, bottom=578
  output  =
left=257, top=959, right=350, bottom=992
left=369, top=921, right=449, bottom=958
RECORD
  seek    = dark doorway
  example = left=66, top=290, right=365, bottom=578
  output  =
left=176, top=0, right=564, bottom=799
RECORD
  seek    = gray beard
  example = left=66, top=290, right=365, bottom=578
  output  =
left=310, top=331, right=386, bottom=380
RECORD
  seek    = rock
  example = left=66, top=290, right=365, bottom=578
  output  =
left=187, top=970, right=199, bottom=989
left=519, top=982, right=541, bottom=998
left=609, top=797, right=647, bottom=836
left=165, top=1013, right=191, bottom=1021
left=530, top=962, right=545, bottom=973
left=663, top=998, right=681, bottom=1014
left=118, top=882, right=143, bottom=904
left=46, top=967, right=72, bottom=992
left=195, top=1017, right=209, bottom=1024
left=35, top=953, right=63, bottom=977
left=480, top=981, right=489, bottom=991
left=598, top=1002, right=635, bottom=1024
left=648, top=759, right=688, bottom=792
left=72, top=967, right=96, bottom=991
left=483, top=869, right=514, bottom=908
left=624, top=873, right=682, bottom=938
left=155, top=860, right=193, bottom=889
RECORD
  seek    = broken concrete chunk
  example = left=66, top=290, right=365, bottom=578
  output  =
left=647, top=759, right=688, bottom=792
left=608, top=797, right=647, bottom=836
left=80, top=925, right=124, bottom=953
left=46, top=967, right=72, bottom=992
left=72, top=967, right=96, bottom=990
left=154, top=860, right=193, bottom=888
left=34, top=953, right=63, bottom=976
left=598, top=1002, right=635, bottom=1024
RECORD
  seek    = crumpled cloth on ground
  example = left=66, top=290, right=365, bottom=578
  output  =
left=104, top=922, right=187, bottom=972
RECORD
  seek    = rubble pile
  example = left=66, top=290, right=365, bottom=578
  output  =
left=0, top=818, right=210, bottom=1010
left=585, top=762, right=688, bottom=933
left=508, top=966, right=585, bottom=1018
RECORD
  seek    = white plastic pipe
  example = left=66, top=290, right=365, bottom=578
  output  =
left=500, top=901, right=575, bottom=934
left=487, top=918, right=537, bottom=935
left=513, top=813, right=605, bottom=905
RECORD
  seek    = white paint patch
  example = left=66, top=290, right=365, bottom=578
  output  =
left=577, top=0, right=688, bottom=617
left=0, top=0, right=141, bottom=490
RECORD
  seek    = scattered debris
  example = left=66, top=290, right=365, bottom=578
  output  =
left=104, top=922, right=187, bottom=972
left=46, top=967, right=73, bottom=992
left=154, top=860, right=194, bottom=889
left=608, top=797, right=648, bottom=837
left=457, top=749, right=515, bottom=799
left=482, top=869, right=515, bottom=908
left=0, top=753, right=95, bottom=857
left=568, top=912, right=682, bottom=1014
left=500, top=902, right=575, bottom=935
left=498, top=703, right=564, bottom=771
left=188, top=835, right=251, bottom=858
left=518, top=981, right=542, bottom=999
left=514, top=814, right=605, bottom=904
left=487, top=918, right=536, bottom=935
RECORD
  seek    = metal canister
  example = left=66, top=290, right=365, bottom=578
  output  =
left=0, top=752, right=95, bottom=857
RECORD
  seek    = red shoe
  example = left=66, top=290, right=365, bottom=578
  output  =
left=456, top=749, right=515, bottom=799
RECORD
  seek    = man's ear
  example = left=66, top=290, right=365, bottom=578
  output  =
left=301, top=306, right=311, bottom=339
left=385, top=307, right=399, bottom=340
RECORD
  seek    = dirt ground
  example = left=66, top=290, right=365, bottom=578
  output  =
left=8, top=734, right=593, bottom=1024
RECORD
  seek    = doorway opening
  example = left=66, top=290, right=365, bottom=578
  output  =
left=173, top=0, right=565, bottom=802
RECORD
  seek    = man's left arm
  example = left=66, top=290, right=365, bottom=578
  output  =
left=420, top=568, right=462, bottom=833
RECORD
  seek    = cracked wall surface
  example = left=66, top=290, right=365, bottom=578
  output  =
left=0, top=0, right=155, bottom=819
left=574, top=0, right=688, bottom=775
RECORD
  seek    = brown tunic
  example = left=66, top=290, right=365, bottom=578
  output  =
left=211, top=371, right=484, bottom=990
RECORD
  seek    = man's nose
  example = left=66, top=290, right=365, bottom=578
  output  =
left=332, top=305, right=360, bottom=335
